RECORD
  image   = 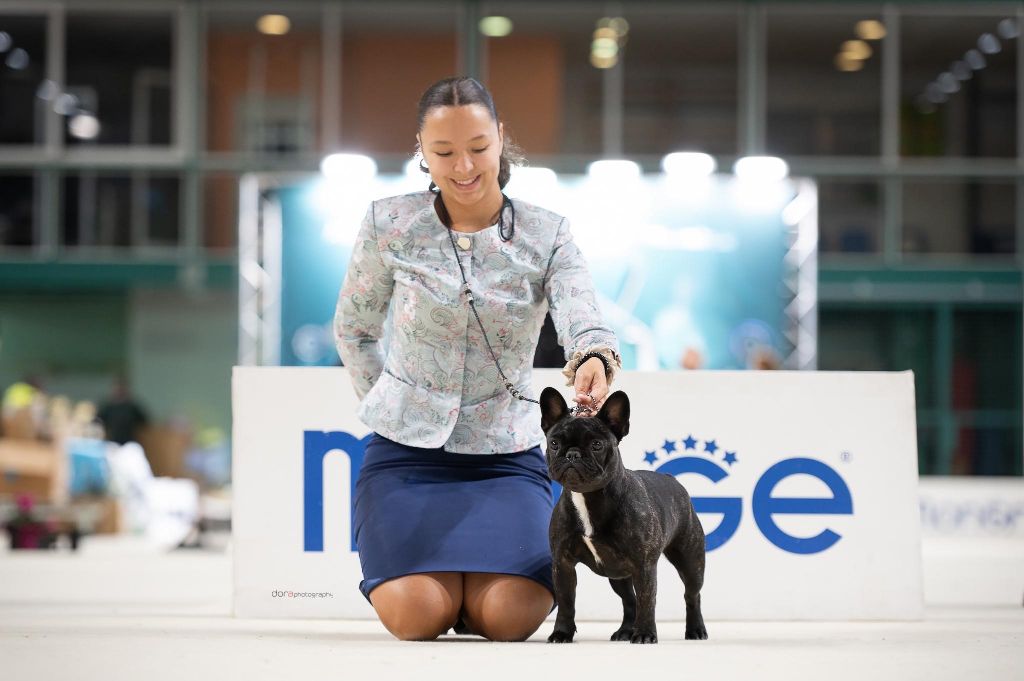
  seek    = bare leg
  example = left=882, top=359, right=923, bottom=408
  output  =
left=368, top=572, right=462, bottom=641
left=461, top=573, right=553, bottom=642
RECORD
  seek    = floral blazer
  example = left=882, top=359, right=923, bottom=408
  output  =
left=334, top=190, right=619, bottom=454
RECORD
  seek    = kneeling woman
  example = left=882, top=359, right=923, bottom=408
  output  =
left=335, top=76, right=620, bottom=642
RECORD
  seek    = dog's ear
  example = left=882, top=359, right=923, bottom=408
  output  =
left=540, top=387, right=570, bottom=433
left=596, top=391, right=630, bottom=441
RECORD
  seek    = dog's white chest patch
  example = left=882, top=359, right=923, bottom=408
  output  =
left=570, top=492, right=602, bottom=565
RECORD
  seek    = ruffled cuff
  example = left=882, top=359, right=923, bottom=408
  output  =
left=561, top=347, right=622, bottom=387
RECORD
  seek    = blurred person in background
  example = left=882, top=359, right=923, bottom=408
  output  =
left=335, top=76, right=620, bottom=642
left=97, top=376, right=149, bottom=446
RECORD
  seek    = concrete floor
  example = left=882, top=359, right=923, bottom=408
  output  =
left=2, top=536, right=1022, bottom=681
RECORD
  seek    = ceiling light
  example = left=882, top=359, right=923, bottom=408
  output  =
left=854, top=20, right=886, bottom=40
left=835, top=53, right=864, bottom=72
left=0, top=31, right=11, bottom=52
left=978, top=33, right=1001, bottom=54
left=997, top=18, right=1019, bottom=40
left=68, top=113, right=100, bottom=140
left=257, top=14, right=290, bottom=36
left=937, top=72, right=960, bottom=94
left=840, top=40, right=872, bottom=60
left=5, top=47, right=28, bottom=70
left=479, top=16, right=513, bottom=38
left=964, top=49, right=986, bottom=70
left=591, top=53, right=618, bottom=69
left=35, top=79, right=59, bottom=100
left=54, top=92, right=79, bottom=115
left=951, top=61, right=972, bottom=81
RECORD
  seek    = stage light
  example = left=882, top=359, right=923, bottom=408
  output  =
left=479, top=16, right=513, bottom=38
left=662, top=152, right=716, bottom=177
left=320, top=153, right=377, bottom=181
left=586, top=160, right=641, bottom=182
left=257, top=14, right=290, bottom=36
left=733, top=156, right=789, bottom=182
left=854, top=20, right=886, bottom=40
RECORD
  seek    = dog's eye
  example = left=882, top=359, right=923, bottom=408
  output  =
left=548, top=440, right=560, bottom=452
left=590, top=440, right=605, bottom=451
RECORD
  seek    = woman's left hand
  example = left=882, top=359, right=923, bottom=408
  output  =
left=573, top=357, right=608, bottom=415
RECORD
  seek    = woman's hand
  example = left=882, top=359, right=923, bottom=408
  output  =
left=573, top=357, right=609, bottom=415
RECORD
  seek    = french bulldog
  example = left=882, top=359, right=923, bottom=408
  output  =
left=541, top=387, right=708, bottom=644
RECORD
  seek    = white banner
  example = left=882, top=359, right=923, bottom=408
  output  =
left=233, top=368, right=923, bottom=620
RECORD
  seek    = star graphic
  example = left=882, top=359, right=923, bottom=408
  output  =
left=643, top=450, right=659, bottom=465
left=704, top=439, right=719, bottom=455
left=683, top=435, right=698, bottom=450
left=723, top=451, right=738, bottom=467
left=662, top=439, right=677, bottom=454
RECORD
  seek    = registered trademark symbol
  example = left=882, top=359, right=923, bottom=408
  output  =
left=840, top=451, right=852, bottom=463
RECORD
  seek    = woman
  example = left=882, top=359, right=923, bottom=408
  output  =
left=335, top=76, right=620, bottom=642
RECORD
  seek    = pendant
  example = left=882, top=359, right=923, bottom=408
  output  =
left=457, top=236, right=471, bottom=250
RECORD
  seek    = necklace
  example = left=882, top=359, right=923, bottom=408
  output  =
left=436, top=192, right=537, bottom=406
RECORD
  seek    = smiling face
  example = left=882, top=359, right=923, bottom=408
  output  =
left=417, top=104, right=504, bottom=211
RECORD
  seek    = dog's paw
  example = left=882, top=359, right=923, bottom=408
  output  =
left=547, top=629, right=575, bottom=644
left=685, top=623, right=708, bottom=640
left=610, top=627, right=633, bottom=642
left=630, top=630, right=658, bottom=644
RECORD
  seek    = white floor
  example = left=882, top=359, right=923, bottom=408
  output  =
left=2, top=536, right=1022, bottom=681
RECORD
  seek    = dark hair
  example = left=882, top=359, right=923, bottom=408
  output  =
left=416, top=76, right=524, bottom=192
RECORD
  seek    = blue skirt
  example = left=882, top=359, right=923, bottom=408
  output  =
left=353, top=433, right=556, bottom=602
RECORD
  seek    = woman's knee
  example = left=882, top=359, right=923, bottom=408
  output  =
left=369, top=572, right=462, bottom=641
left=462, top=573, right=553, bottom=642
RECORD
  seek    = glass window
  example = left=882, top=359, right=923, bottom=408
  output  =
left=482, top=2, right=604, bottom=156
left=0, top=14, right=47, bottom=145
left=818, top=179, right=883, bottom=254
left=65, top=12, right=174, bottom=146
left=951, top=308, right=1023, bottom=475
left=902, top=179, right=1015, bottom=255
left=819, top=306, right=937, bottom=474
left=622, top=7, right=738, bottom=156
left=206, top=8, right=325, bottom=154
left=0, top=174, right=36, bottom=247
left=336, top=2, right=458, bottom=156
left=62, top=173, right=180, bottom=247
left=818, top=307, right=936, bottom=407
left=902, top=14, right=1017, bottom=158
left=203, top=173, right=238, bottom=251
left=766, top=10, right=883, bottom=156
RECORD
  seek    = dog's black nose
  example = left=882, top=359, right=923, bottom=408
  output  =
left=566, top=449, right=581, bottom=461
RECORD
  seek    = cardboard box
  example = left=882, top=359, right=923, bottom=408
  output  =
left=0, top=438, right=66, bottom=504
left=137, top=425, right=192, bottom=479
left=1, top=408, right=39, bottom=440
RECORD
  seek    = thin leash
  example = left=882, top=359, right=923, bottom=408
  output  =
left=438, top=192, right=595, bottom=415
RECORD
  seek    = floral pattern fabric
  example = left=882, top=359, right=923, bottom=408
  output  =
left=335, top=190, right=618, bottom=454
